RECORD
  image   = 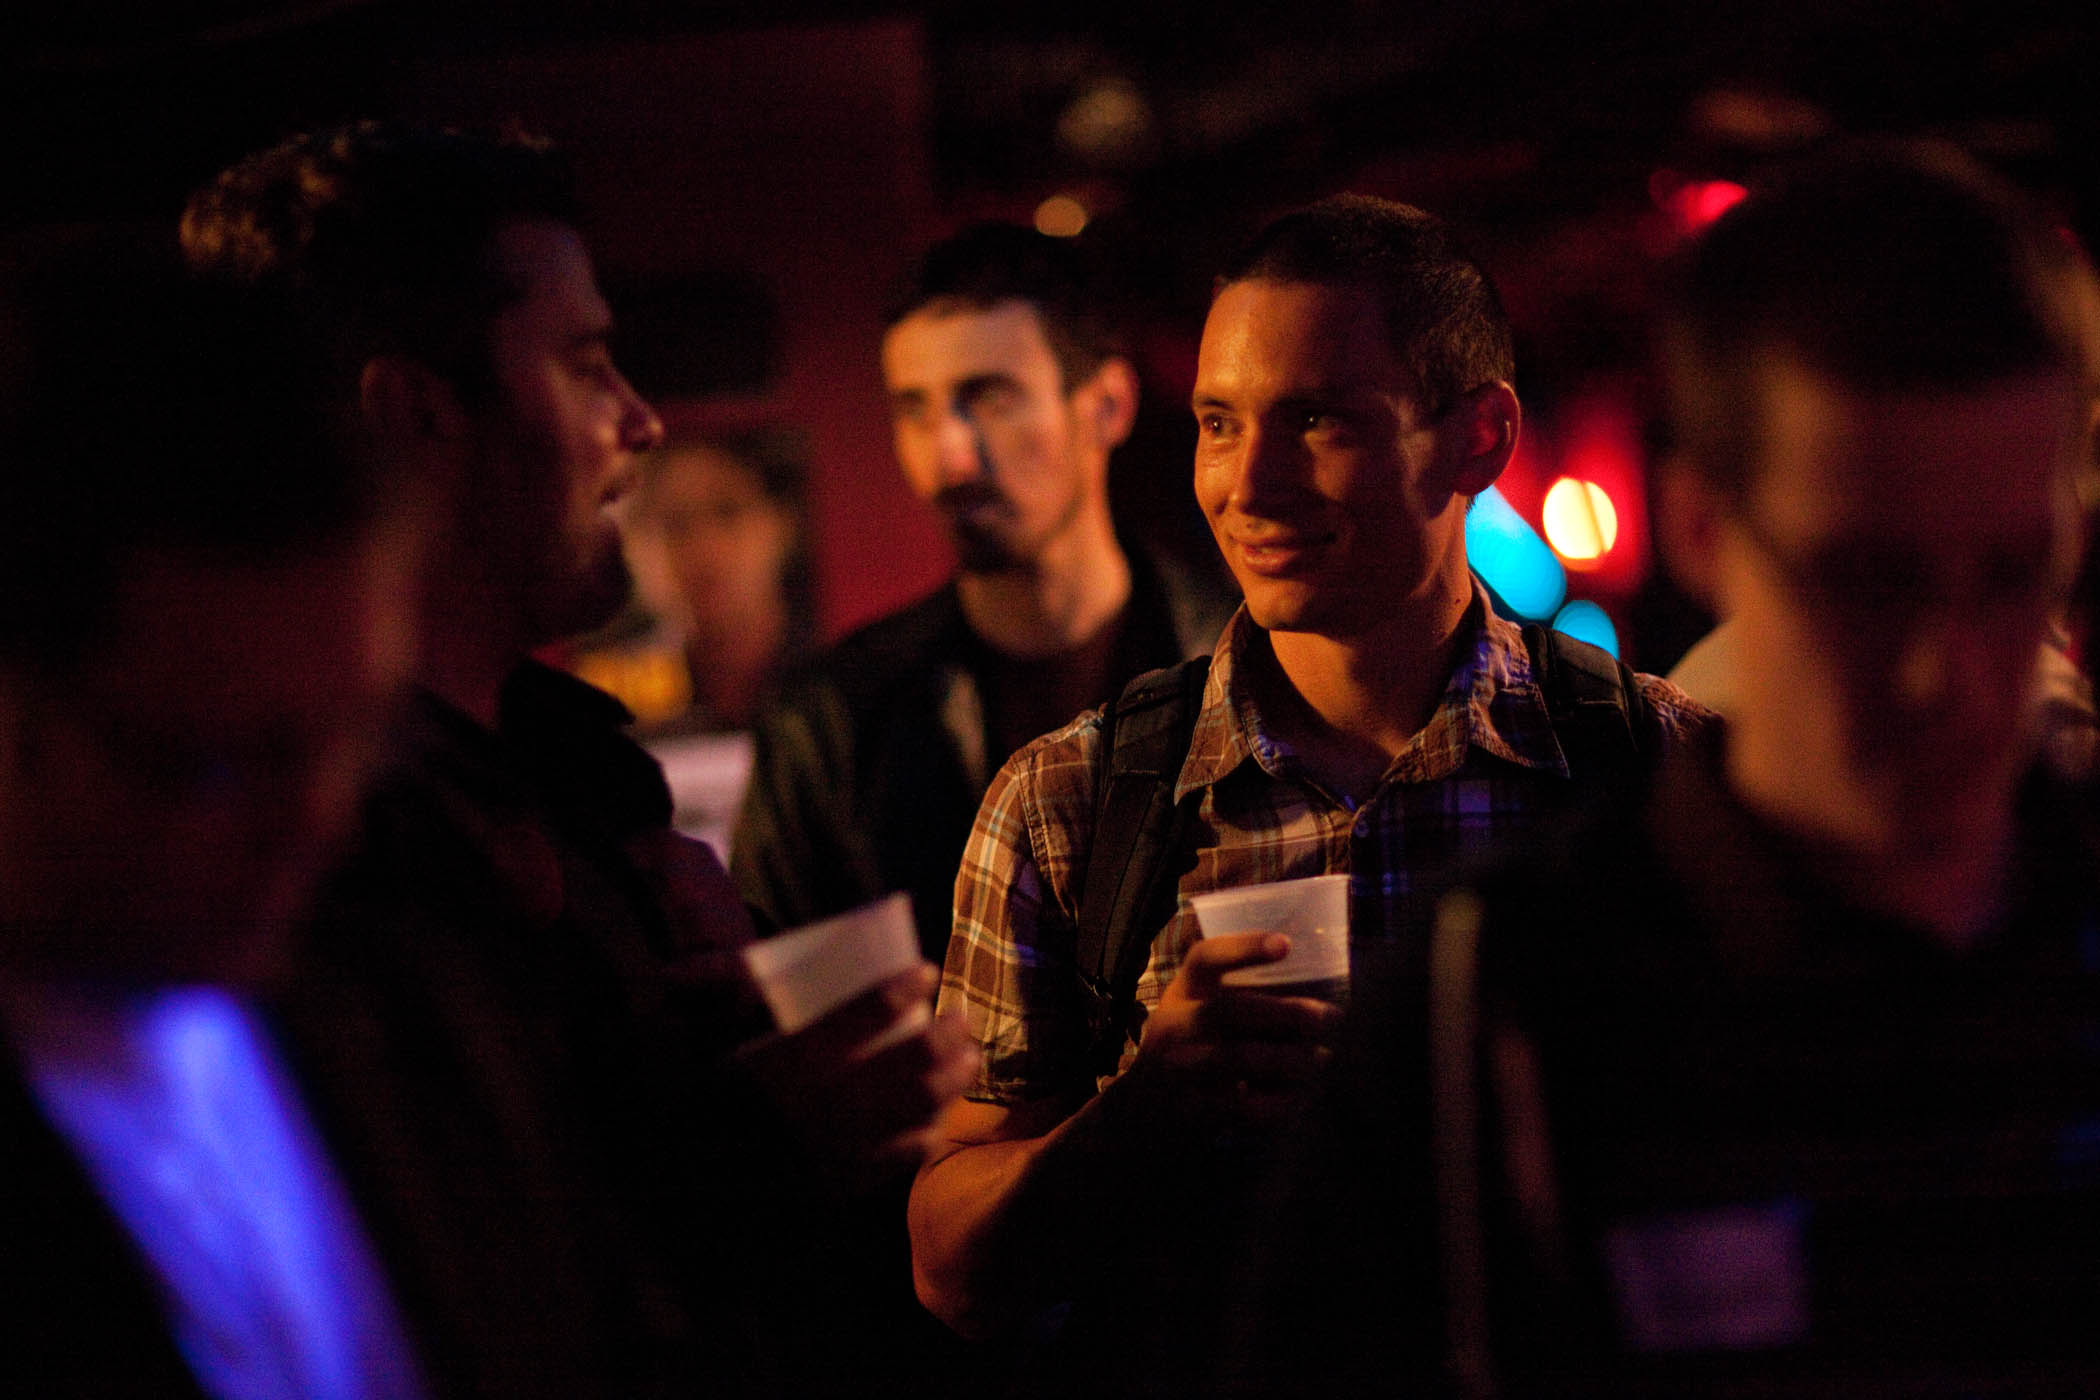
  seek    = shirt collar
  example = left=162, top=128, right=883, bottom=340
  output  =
left=1463, top=588, right=1573, bottom=778
left=1173, top=578, right=1569, bottom=803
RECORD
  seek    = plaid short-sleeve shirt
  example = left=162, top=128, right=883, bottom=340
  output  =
left=939, top=587, right=1713, bottom=1104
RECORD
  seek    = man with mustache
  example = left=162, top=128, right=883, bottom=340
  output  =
left=730, top=222, right=1231, bottom=1395
left=907, top=195, right=1709, bottom=1386
left=734, top=223, right=1230, bottom=964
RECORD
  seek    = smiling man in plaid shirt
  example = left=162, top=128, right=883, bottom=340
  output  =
left=906, top=195, right=1710, bottom=1383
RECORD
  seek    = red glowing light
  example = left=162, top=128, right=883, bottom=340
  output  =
left=1651, top=170, right=1750, bottom=235
left=1687, top=180, right=1748, bottom=228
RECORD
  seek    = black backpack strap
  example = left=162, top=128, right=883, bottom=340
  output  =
left=1519, top=623, right=1654, bottom=783
left=1074, top=655, right=1212, bottom=1077
left=1427, top=887, right=1497, bottom=1400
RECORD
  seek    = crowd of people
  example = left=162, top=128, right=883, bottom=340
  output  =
left=1, top=116, right=2096, bottom=1399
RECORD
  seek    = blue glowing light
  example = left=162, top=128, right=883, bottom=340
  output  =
left=1466, top=486, right=1566, bottom=621
left=18, top=989, right=428, bottom=1400
left=1551, top=599, right=1620, bottom=658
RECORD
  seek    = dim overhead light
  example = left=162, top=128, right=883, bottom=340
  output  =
left=1035, top=195, right=1089, bottom=238
left=1057, top=76, right=1153, bottom=165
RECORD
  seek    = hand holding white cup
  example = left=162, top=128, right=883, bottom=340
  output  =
left=1188, top=873, right=1351, bottom=1002
left=742, top=892, right=931, bottom=1051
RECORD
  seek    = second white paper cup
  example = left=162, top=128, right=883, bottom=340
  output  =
left=742, top=892, right=929, bottom=1044
left=1190, top=873, right=1351, bottom=993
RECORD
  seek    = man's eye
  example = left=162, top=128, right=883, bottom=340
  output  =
left=1197, top=413, right=1235, bottom=440
left=961, top=384, right=1024, bottom=420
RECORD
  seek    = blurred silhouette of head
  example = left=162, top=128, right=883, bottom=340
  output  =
left=1658, top=142, right=2100, bottom=868
left=0, top=229, right=429, bottom=983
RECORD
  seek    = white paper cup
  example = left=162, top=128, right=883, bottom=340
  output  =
left=1190, top=873, right=1351, bottom=999
left=742, top=892, right=930, bottom=1046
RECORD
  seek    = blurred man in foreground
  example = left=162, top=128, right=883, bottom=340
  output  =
left=1292, top=145, right=2100, bottom=1399
left=0, top=234, right=433, bottom=1395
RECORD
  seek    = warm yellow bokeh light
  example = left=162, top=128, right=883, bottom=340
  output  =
left=1034, top=194, right=1089, bottom=238
left=1542, top=477, right=1619, bottom=566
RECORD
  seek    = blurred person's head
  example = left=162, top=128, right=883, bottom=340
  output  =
left=1193, top=194, right=1519, bottom=642
left=183, top=122, right=662, bottom=651
left=620, top=429, right=812, bottom=728
left=0, top=231, right=429, bottom=985
left=627, top=430, right=809, bottom=646
left=1657, top=142, right=2100, bottom=864
left=880, top=223, right=1137, bottom=575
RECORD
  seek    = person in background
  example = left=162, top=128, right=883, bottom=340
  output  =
left=728, top=220, right=1234, bottom=1397
left=565, top=428, right=818, bottom=856
left=569, top=427, right=815, bottom=735
left=733, top=222, right=1233, bottom=964
left=0, top=231, right=435, bottom=1396
left=183, top=121, right=976, bottom=1398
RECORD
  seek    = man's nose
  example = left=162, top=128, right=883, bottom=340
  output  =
left=932, top=409, right=988, bottom=487
left=1225, top=425, right=1303, bottom=515
left=619, top=373, right=664, bottom=453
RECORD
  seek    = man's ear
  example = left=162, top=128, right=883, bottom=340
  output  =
left=1655, top=455, right=1725, bottom=611
left=359, top=355, right=468, bottom=449
left=1077, top=356, right=1140, bottom=453
left=1446, top=381, right=1520, bottom=498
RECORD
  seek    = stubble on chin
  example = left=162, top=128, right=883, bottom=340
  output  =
left=531, top=533, right=634, bottom=645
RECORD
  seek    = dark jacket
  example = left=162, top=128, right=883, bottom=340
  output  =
left=284, top=663, right=805, bottom=1399
left=1233, top=730, right=2100, bottom=1398
left=732, top=551, right=1233, bottom=962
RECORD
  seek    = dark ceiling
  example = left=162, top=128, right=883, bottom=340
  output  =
left=8, top=0, right=2095, bottom=392
left=11, top=0, right=2096, bottom=225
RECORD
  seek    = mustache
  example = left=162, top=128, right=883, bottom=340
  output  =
left=932, top=481, right=1012, bottom=516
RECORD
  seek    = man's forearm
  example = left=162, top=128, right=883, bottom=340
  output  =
left=907, top=1077, right=1166, bottom=1338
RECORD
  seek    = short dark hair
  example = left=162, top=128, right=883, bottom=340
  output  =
left=1661, top=141, right=2100, bottom=495
left=0, top=227, right=400, bottom=668
left=181, top=120, right=579, bottom=400
left=1216, top=193, right=1516, bottom=420
left=883, top=223, right=1126, bottom=388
